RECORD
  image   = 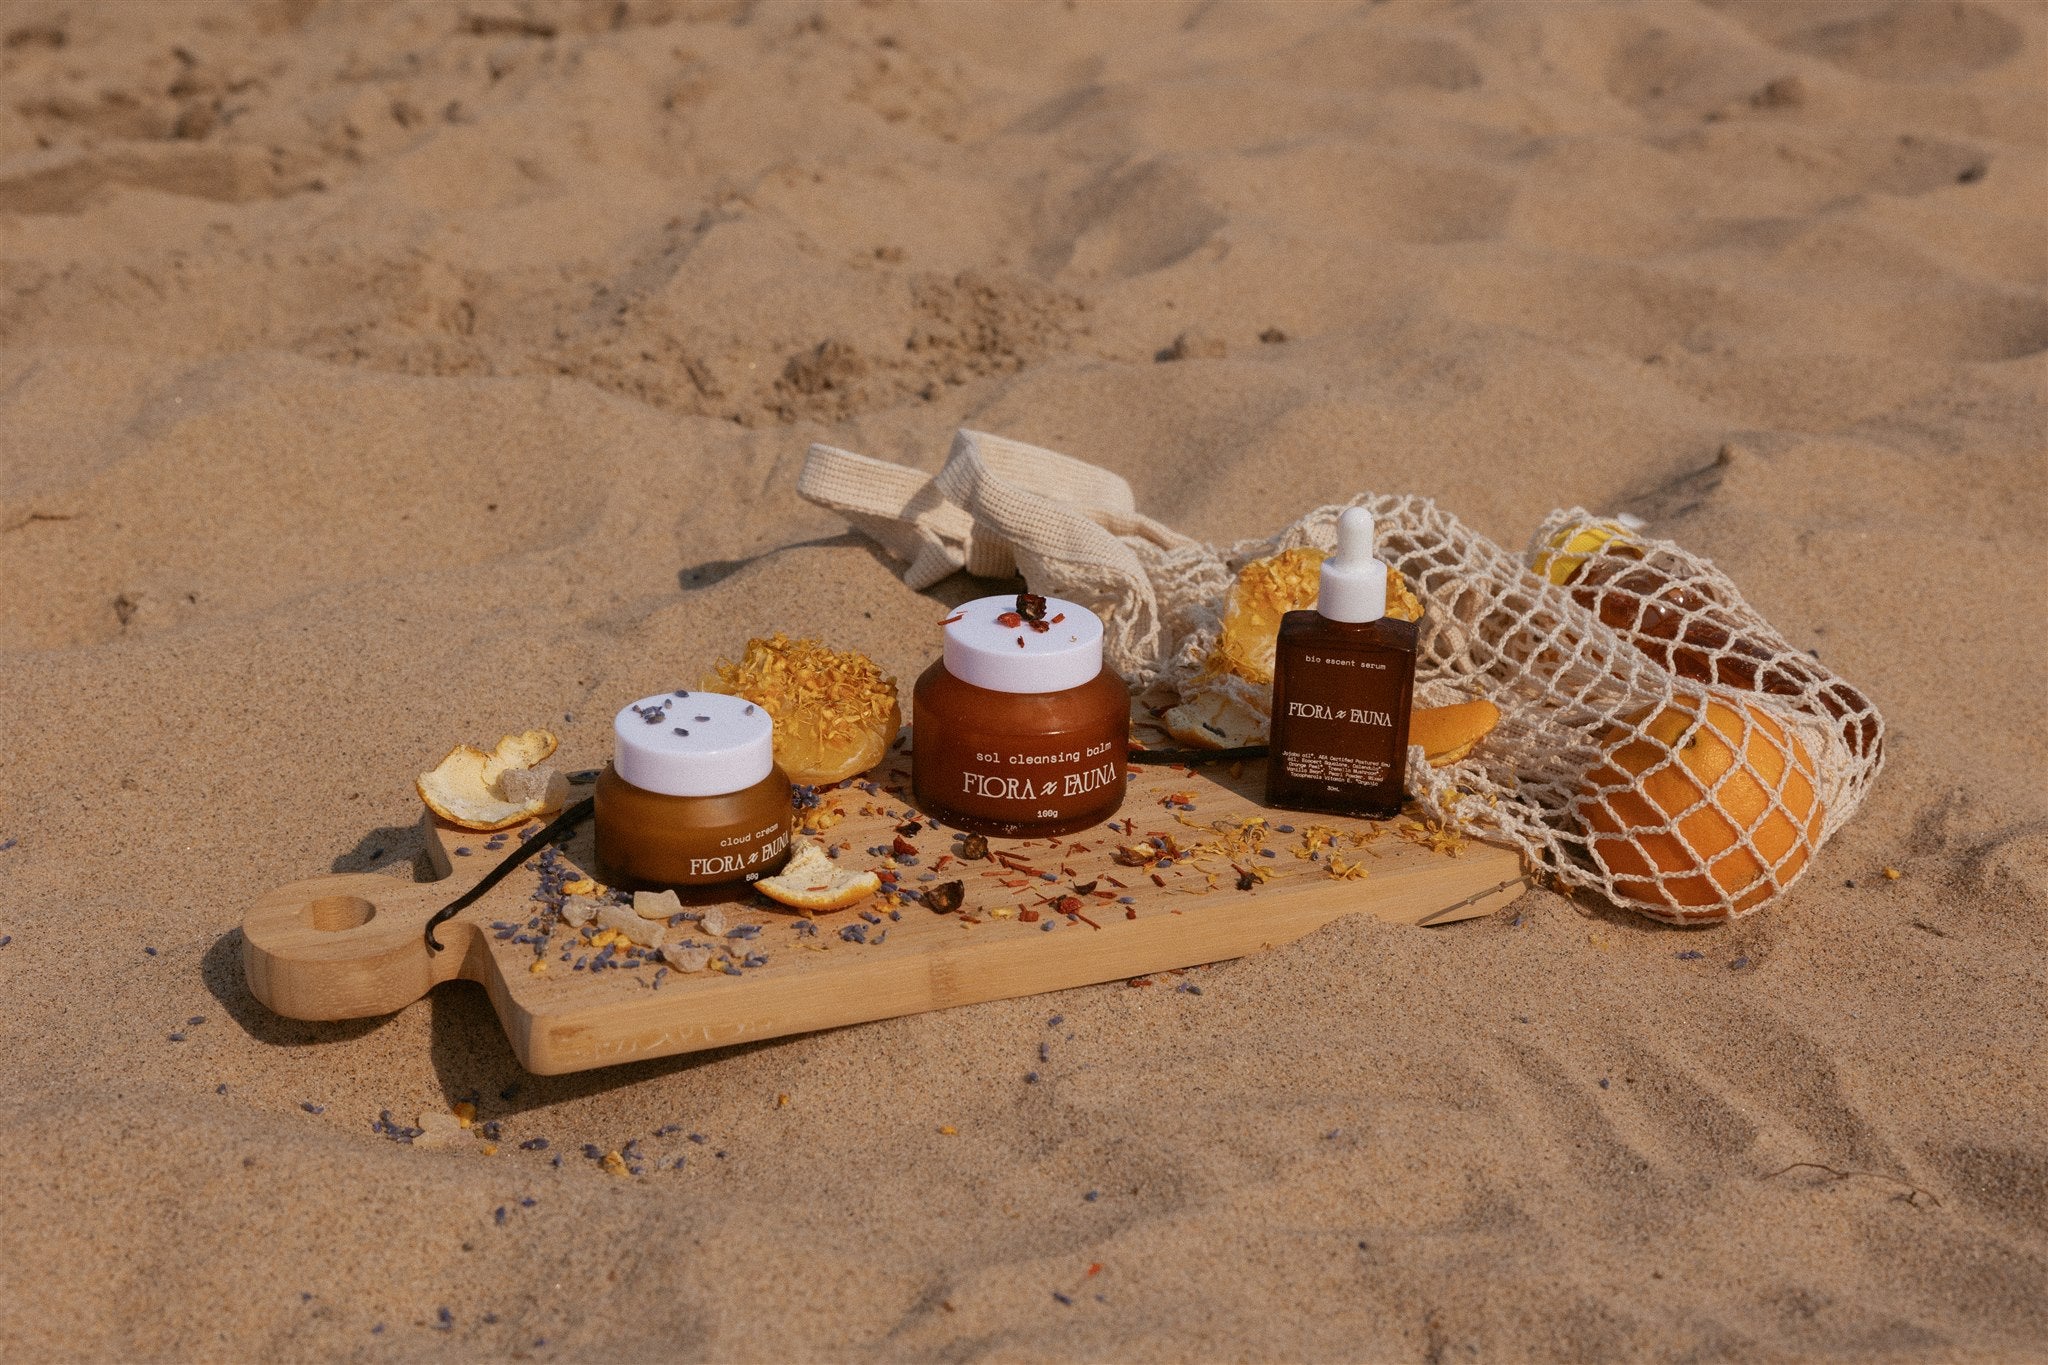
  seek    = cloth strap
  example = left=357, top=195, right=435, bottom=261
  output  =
left=798, top=429, right=1205, bottom=685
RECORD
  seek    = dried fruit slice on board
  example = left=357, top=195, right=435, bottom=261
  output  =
left=754, top=839, right=881, bottom=912
left=416, top=729, right=566, bottom=831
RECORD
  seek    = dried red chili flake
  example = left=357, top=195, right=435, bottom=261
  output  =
left=933, top=854, right=954, bottom=871
left=959, top=833, right=989, bottom=861
left=939, top=613, right=964, bottom=626
left=1125, top=907, right=1137, bottom=920
left=1055, top=895, right=1083, bottom=914
left=1151, top=872, right=1167, bottom=887
left=1050, top=613, right=1066, bottom=625
left=995, top=611, right=1023, bottom=628
left=1027, top=620, right=1051, bottom=634
left=1016, top=636, right=1026, bottom=649
left=1016, top=593, right=1048, bottom=623
left=1018, top=909, right=1041, bottom=923
left=892, top=835, right=918, bottom=856
left=923, top=880, right=964, bottom=914
left=1073, top=911, right=1101, bottom=930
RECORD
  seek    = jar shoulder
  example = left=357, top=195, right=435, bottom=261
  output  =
left=913, top=657, right=1129, bottom=722
left=594, top=762, right=790, bottom=818
left=1276, top=610, right=1418, bottom=652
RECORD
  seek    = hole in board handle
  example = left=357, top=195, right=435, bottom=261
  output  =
left=306, top=895, right=375, bottom=931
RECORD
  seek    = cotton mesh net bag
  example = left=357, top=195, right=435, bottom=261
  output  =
left=800, top=430, right=1885, bottom=925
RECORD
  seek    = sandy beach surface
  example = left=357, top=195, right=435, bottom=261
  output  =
left=3, top=0, right=2045, bottom=1359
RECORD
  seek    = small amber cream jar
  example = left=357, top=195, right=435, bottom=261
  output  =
left=594, top=690, right=791, bottom=896
left=912, top=594, right=1128, bottom=838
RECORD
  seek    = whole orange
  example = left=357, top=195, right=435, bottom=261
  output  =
left=1577, top=697, right=1824, bottom=922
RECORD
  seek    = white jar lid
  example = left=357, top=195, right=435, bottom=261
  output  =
left=941, top=594, right=1104, bottom=694
left=612, top=690, right=774, bottom=797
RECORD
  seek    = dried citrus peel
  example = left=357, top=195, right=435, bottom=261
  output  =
left=704, top=634, right=900, bottom=786
left=754, top=839, right=881, bottom=911
left=415, top=729, right=567, bottom=831
left=1409, top=699, right=1501, bottom=767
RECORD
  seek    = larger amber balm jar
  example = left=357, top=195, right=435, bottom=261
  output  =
left=912, top=594, right=1129, bottom=838
left=594, top=690, right=792, bottom=895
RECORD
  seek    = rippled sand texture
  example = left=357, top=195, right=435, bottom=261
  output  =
left=2, top=1, right=2044, bottom=1359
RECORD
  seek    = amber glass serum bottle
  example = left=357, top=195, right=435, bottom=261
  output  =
left=1265, top=508, right=1418, bottom=819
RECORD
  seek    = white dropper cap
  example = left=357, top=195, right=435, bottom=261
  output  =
left=1317, top=507, right=1388, bottom=623
left=612, top=690, right=775, bottom=797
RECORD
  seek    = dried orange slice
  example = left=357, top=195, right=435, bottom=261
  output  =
left=754, top=839, right=880, bottom=912
left=415, top=729, right=566, bottom=831
left=1213, top=546, right=1421, bottom=687
left=704, top=635, right=900, bottom=785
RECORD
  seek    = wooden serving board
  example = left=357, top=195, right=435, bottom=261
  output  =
left=242, top=747, right=1527, bottom=1074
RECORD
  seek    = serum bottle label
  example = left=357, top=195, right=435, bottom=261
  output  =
left=1267, top=635, right=1413, bottom=816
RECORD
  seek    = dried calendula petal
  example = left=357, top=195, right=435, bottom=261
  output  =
left=703, top=635, right=901, bottom=786
left=755, top=839, right=881, bottom=912
left=416, top=729, right=563, bottom=831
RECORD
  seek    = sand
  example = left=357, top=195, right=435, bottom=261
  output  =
left=2, top=0, right=2044, bottom=1358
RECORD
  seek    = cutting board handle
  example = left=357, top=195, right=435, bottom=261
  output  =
left=242, top=873, right=480, bottom=1021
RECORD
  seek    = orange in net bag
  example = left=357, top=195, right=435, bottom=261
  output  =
left=798, top=432, right=1884, bottom=924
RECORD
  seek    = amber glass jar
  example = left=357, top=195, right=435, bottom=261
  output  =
left=593, top=689, right=791, bottom=896
left=912, top=594, right=1129, bottom=838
